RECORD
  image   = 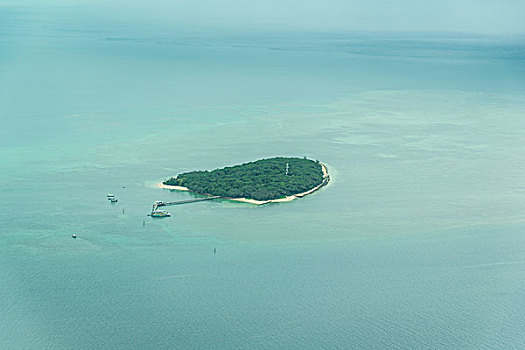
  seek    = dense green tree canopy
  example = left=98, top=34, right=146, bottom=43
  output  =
left=163, top=157, right=325, bottom=201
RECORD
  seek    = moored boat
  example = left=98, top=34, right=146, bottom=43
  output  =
left=151, top=210, right=171, bottom=217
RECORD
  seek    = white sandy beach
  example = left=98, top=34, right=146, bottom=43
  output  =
left=157, top=163, right=330, bottom=205
left=156, top=183, right=190, bottom=191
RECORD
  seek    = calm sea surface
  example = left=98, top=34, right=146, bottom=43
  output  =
left=1, top=9, right=525, bottom=349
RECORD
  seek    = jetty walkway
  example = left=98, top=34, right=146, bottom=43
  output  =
left=152, top=196, right=220, bottom=211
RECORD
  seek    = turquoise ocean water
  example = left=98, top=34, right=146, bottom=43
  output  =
left=1, top=8, right=525, bottom=349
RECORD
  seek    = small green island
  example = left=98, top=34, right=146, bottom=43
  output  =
left=161, top=157, right=329, bottom=204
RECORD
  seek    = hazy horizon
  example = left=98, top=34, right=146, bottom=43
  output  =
left=2, top=0, right=525, bottom=36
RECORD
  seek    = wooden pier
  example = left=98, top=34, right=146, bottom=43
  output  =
left=152, top=196, right=220, bottom=212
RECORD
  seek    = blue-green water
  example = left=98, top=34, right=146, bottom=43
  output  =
left=1, top=8, right=525, bottom=349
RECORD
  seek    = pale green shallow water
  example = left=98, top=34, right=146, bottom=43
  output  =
left=1, top=8, right=525, bottom=349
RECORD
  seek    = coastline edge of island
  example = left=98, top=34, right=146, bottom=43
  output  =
left=156, top=163, right=331, bottom=205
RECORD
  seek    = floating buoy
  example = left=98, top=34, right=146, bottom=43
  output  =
left=72, top=234, right=77, bottom=239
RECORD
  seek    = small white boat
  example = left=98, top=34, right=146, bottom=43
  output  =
left=110, top=197, right=118, bottom=203
left=72, top=234, right=77, bottom=239
left=107, top=194, right=115, bottom=199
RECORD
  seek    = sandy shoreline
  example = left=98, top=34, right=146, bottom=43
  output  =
left=156, top=163, right=330, bottom=205
left=156, top=184, right=190, bottom=191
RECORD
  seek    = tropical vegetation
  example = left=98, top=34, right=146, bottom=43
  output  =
left=163, top=157, right=325, bottom=201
